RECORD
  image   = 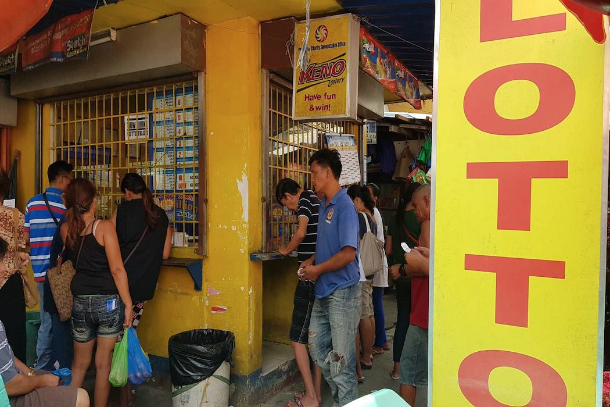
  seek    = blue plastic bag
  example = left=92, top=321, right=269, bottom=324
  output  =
left=127, top=328, right=152, bottom=386
left=51, top=368, right=72, bottom=386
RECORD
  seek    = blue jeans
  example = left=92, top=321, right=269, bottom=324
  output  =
left=308, top=283, right=361, bottom=406
left=35, top=282, right=54, bottom=371
left=372, top=287, right=387, bottom=347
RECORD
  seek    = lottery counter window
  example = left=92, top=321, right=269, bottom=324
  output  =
left=49, top=79, right=202, bottom=248
left=264, top=79, right=360, bottom=252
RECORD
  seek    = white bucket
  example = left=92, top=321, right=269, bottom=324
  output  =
left=172, top=362, right=230, bottom=407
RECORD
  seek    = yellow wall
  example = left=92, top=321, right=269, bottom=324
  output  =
left=12, top=16, right=265, bottom=380
left=262, top=259, right=298, bottom=344
left=10, top=100, right=36, bottom=213
left=138, top=16, right=264, bottom=377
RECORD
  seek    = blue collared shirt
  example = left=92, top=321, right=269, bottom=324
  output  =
left=314, top=189, right=360, bottom=299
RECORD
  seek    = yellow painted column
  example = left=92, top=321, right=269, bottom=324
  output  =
left=10, top=100, right=36, bottom=212
left=205, top=17, right=263, bottom=378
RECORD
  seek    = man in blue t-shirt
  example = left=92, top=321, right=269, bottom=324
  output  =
left=301, top=149, right=361, bottom=406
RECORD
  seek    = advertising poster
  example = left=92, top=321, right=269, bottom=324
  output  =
left=22, top=9, right=93, bottom=71
left=124, top=114, right=150, bottom=143
left=325, top=133, right=360, bottom=186
left=432, top=0, right=608, bottom=405
left=0, top=42, right=18, bottom=75
left=293, top=14, right=360, bottom=120
left=365, top=120, right=377, bottom=145
left=360, top=27, right=397, bottom=92
left=395, top=60, right=422, bottom=110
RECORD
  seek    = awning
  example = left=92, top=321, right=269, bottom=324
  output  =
left=0, top=0, right=120, bottom=52
left=0, top=0, right=54, bottom=52
left=341, top=0, right=435, bottom=88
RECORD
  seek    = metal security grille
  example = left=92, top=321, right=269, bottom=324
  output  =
left=49, top=79, right=201, bottom=247
left=265, top=80, right=359, bottom=251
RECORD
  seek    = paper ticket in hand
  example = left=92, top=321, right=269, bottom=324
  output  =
left=401, top=242, right=412, bottom=253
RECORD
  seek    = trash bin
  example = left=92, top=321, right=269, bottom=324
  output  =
left=26, top=311, right=41, bottom=367
left=169, top=329, right=235, bottom=407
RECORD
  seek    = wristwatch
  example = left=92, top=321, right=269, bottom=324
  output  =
left=399, top=264, right=407, bottom=277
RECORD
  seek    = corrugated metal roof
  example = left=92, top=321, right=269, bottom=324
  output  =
left=341, top=0, right=435, bottom=88
left=28, top=0, right=120, bottom=35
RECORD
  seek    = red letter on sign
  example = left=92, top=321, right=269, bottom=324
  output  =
left=481, top=0, right=566, bottom=42
left=459, top=350, right=567, bottom=406
left=464, top=255, right=565, bottom=328
left=467, top=161, right=568, bottom=231
left=463, top=64, right=575, bottom=135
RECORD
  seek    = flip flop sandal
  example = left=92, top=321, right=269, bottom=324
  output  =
left=294, top=391, right=306, bottom=399
left=361, top=362, right=373, bottom=370
left=358, top=375, right=365, bottom=383
left=372, top=348, right=384, bottom=356
left=285, top=398, right=304, bottom=407
left=390, top=370, right=399, bottom=380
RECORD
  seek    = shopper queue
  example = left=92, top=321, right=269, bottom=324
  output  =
left=276, top=149, right=432, bottom=407
left=0, top=161, right=171, bottom=407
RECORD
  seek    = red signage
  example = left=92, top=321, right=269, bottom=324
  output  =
left=394, top=59, right=422, bottom=110
left=0, top=42, right=18, bottom=75
left=360, top=27, right=397, bottom=92
left=22, top=9, right=94, bottom=71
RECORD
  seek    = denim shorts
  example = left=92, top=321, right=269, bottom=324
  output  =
left=71, top=295, right=124, bottom=343
left=399, top=325, right=428, bottom=387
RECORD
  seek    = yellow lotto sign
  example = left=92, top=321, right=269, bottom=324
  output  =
left=432, top=0, right=608, bottom=406
left=292, top=14, right=359, bottom=120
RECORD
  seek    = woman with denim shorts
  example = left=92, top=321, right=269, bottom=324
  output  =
left=59, top=179, right=133, bottom=407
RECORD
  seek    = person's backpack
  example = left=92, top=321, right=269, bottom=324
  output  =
left=360, top=213, right=385, bottom=277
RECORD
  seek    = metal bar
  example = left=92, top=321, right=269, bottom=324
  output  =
left=198, top=75, right=208, bottom=253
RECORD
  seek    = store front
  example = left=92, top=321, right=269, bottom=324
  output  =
left=5, top=3, right=429, bottom=404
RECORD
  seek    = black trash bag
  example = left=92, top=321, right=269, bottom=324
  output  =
left=169, top=329, right=235, bottom=387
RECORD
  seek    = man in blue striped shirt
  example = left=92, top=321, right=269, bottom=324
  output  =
left=24, top=161, right=73, bottom=371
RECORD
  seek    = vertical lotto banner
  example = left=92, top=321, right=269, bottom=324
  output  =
left=22, top=9, right=94, bottom=71
left=432, top=0, right=608, bottom=406
left=293, top=14, right=359, bottom=121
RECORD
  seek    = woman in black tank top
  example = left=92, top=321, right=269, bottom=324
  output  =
left=112, top=174, right=171, bottom=407
left=60, top=179, right=133, bottom=407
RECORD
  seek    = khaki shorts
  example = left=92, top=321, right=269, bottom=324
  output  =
left=360, top=280, right=374, bottom=319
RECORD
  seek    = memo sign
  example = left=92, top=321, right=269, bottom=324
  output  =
left=432, top=0, right=608, bottom=406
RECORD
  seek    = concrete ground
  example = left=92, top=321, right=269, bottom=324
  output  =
left=259, top=292, right=427, bottom=407
left=96, top=290, right=422, bottom=407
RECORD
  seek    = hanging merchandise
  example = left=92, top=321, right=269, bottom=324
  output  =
left=417, top=134, right=432, bottom=169
left=377, top=135, right=397, bottom=174
left=408, top=168, right=429, bottom=185
left=393, top=143, right=415, bottom=181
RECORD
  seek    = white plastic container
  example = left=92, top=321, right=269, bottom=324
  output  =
left=172, top=362, right=230, bottom=407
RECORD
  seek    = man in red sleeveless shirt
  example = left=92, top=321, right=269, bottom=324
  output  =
left=397, top=184, right=431, bottom=406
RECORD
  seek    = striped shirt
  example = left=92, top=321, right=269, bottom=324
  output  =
left=24, top=187, right=66, bottom=281
left=297, top=190, right=319, bottom=264
left=0, top=322, right=17, bottom=384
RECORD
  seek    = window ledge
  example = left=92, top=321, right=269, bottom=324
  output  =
left=162, top=257, right=202, bottom=291
left=250, top=251, right=297, bottom=262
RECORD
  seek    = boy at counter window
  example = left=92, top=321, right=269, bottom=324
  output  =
left=276, top=178, right=322, bottom=407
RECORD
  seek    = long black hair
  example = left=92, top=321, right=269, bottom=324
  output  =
left=121, top=173, right=159, bottom=229
left=347, top=185, right=375, bottom=214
